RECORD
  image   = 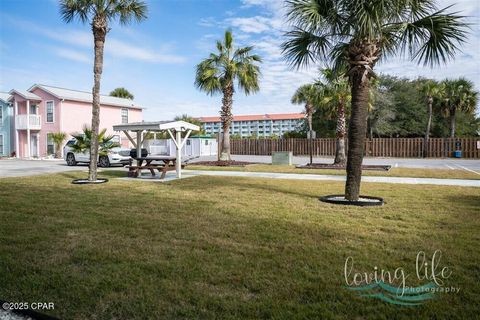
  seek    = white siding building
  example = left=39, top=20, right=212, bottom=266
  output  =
left=145, top=136, right=217, bottom=158
left=197, top=113, right=305, bottom=137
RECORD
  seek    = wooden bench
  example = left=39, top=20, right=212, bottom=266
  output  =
left=126, top=164, right=185, bottom=179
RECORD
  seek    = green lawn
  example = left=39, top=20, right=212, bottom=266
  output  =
left=0, top=172, right=479, bottom=319
left=187, top=164, right=480, bottom=180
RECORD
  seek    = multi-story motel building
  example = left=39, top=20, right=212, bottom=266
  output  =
left=197, top=113, right=305, bottom=137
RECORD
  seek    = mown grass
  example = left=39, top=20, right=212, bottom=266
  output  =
left=187, top=164, right=480, bottom=180
left=0, top=172, right=479, bottom=319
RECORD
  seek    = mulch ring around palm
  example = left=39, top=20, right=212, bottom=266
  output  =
left=296, top=163, right=391, bottom=171
left=189, top=160, right=259, bottom=167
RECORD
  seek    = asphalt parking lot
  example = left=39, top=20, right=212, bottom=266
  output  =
left=1, top=156, right=479, bottom=178
left=0, top=159, right=120, bottom=178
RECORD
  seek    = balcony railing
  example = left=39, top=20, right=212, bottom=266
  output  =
left=15, top=115, right=41, bottom=130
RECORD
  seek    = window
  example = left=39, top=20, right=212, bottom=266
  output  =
left=46, top=101, right=54, bottom=123
left=0, top=107, right=3, bottom=124
left=0, top=134, right=3, bottom=155
left=112, top=135, right=121, bottom=144
left=47, top=133, right=55, bottom=155
left=121, top=108, right=128, bottom=124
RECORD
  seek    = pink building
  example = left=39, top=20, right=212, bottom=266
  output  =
left=9, top=84, right=142, bottom=158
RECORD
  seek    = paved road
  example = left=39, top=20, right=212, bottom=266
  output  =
left=190, top=155, right=480, bottom=173
left=0, top=159, right=119, bottom=178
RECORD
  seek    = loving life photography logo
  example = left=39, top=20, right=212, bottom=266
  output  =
left=344, top=250, right=460, bottom=306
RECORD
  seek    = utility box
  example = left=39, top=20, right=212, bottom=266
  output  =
left=454, top=140, right=462, bottom=158
left=272, top=151, right=293, bottom=165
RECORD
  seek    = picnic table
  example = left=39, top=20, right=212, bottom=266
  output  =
left=126, top=156, right=182, bottom=179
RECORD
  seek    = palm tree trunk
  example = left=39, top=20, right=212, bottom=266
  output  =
left=88, top=18, right=107, bottom=181
left=449, top=108, right=456, bottom=138
left=334, top=101, right=346, bottom=165
left=220, top=84, right=234, bottom=161
left=55, top=144, right=62, bottom=159
left=307, top=104, right=313, bottom=165
left=345, top=78, right=370, bottom=200
left=345, top=39, right=379, bottom=201
left=423, top=98, right=433, bottom=157
left=368, top=117, right=373, bottom=140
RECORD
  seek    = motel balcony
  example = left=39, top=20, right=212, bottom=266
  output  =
left=15, top=114, right=42, bottom=130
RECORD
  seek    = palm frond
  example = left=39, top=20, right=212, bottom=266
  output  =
left=233, top=46, right=253, bottom=59
left=396, top=7, right=469, bottom=66
left=195, top=29, right=261, bottom=97
left=224, top=29, right=233, bottom=51
left=114, top=0, right=148, bottom=25
left=68, top=126, right=119, bottom=154
left=59, top=0, right=91, bottom=23
left=282, top=0, right=469, bottom=74
left=282, top=27, right=332, bottom=69
left=285, top=0, right=345, bottom=34
left=237, top=62, right=260, bottom=95
left=328, top=42, right=350, bottom=76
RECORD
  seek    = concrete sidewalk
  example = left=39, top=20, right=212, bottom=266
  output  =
left=183, top=170, right=480, bottom=187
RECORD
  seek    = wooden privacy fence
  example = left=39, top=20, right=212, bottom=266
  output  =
left=230, top=138, right=480, bottom=158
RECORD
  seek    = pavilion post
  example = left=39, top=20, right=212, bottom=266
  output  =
left=176, top=130, right=182, bottom=178
left=136, top=130, right=142, bottom=166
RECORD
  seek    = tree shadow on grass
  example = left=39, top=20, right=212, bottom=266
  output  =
left=174, top=175, right=342, bottom=200
left=445, top=194, right=480, bottom=211
left=57, top=170, right=126, bottom=180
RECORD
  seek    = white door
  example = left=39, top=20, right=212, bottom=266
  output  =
left=183, top=139, right=193, bottom=157
left=30, top=134, right=38, bottom=157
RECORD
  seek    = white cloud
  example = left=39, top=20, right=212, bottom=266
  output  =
left=45, top=30, right=92, bottom=48
left=3, top=14, right=186, bottom=65
left=55, top=48, right=91, bottom=63
left=217, top=0, right=314, bottom=112
left=198, top=17, right=219, bottom=27
left=227, top=16, right=273, bottom=33
left=106, top=39, right=186, bottom=64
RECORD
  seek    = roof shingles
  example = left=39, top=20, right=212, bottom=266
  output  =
left=197, top=113, right=305, bottom=123
left=0, top=92, right=11, bottom=104
left=28, top=84, right=142, bottom=109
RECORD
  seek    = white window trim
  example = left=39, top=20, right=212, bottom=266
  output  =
left=46, top=100, right=55, bottom=123
left=46, top=132, right=55, bottom=155
left=121, top=108, right=129, bottom=124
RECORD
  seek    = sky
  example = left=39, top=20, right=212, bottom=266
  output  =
left=0, top=0, right=479, bottom=120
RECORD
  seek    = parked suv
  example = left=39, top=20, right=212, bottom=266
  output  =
left=63, top=139, right=132, bottom=167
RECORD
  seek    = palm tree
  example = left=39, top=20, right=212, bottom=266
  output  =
left=440, top=78, right=478, bottom=138
left=195, top=30, right=262, bottom=161
left=49, top=132, right=67, bottom=159
left=60, top=0, right=147, bottom=181
left=316, top=69, right=351, bottom=165
left=283, top=0, right=468, bottom=200
left=174, top=114, right=206, bottom=135
left=291, top=83, right=321, bottom=164
left=419, top=80, right=443, bottom=157
left=110, top=87, right=134, bottom=99
left=70, top=126, right=120, bottom=166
